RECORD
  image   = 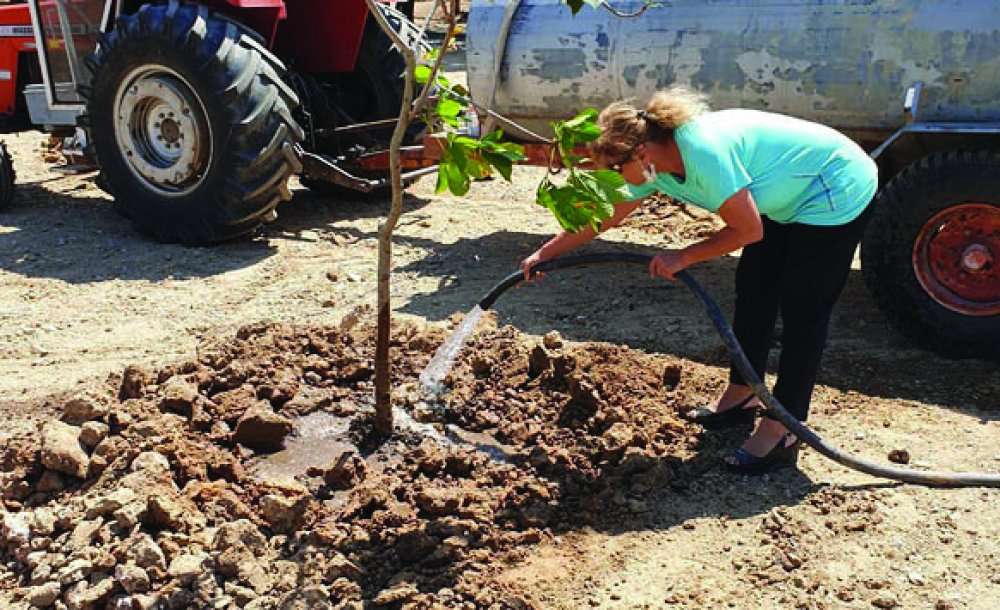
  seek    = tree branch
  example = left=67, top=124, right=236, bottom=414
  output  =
left=410, top=0, right=458, bottom=121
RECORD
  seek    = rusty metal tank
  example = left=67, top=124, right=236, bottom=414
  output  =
left=466, top=0, right=1000, bottom=142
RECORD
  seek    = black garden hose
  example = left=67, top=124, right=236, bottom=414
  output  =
left=480, top=253, right=1000, bottom=488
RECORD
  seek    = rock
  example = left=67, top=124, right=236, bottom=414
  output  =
left=260, top=492, right=310, bottom=533
left=56, top=558, right=92, bottom=585
left=130, top=451, right=170, bottom=473
left=661, top=363, right=682, bottom=390
left=318, top=450, right=367, bottom=490
left=543, top=331, right=564, bottom=350
left=132, top=536, right=166, bottom=571
left=872, top=594, right=899, bottom=608
left=41, top=422, right=89, bottom=479
left=66, top=576, right=114, bottom=610
left=29, top=509, right=57, bottom=537
left=601, top=422, right=637, bottom=456
left=415, top=488, right=464, bottom=517
left=394, top=528, right=439, bottom=563
left=324, top=553, right=363, bottom=581
left=35, top=470, right=65, bottom=494
left=146, top=491, right=203, bottom=531
left=234, top=402, right=293, bottom=452
left=888, top=449, right=910, bottom=465
left=167, top=552, right=209, bottom=584
left=277, top=585, right=333, bottom=610
left=470, top=355, right=495, bottom=377
left=215, top=530, right=264, bottom=578
left=62, top=395, right=108, bottom=425
left=113, top=502, right=145, bottom=530
left=527, top=344, right=552, bottom=378
left=85, top=488, right=136, bottom=519
left=224, top=582, right=258, bottom=605
left=3, top=511, right=31, bottom=546
left=213, top=520, right=267, bottom=553
left=413, top=439, right=446, bottom=476
left=119, top=365, right=151, bottom=401
left=68, top=519, right=101, bottom=550
left=372, top=582, right=419, bottom=605
left=26, top=581, right=61, bottom=607
left=115, top=564, right=150, bottom=594
left=159, top=377, right=199, bottom=417
left=78, top=422, right=109, bottom=450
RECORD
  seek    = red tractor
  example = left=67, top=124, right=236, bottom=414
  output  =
left=0, top=0, right=425, bottom=243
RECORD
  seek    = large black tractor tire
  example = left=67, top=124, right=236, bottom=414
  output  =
left=301, top=5, right=428, bottom=199
left=861, top=151, right=1000, bottom=359
left=84, top=2, right=304, bottom=244
left=0, top=142, right=15, bottom=211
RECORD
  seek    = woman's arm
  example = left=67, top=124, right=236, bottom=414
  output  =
left=649, top=189, right=763, bottom=279
left=522, top=198, right=644, bottom=279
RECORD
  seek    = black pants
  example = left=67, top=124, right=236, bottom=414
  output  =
left=729, top=205, right=873, bottom=421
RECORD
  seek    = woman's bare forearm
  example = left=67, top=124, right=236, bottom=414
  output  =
left=681, top=227, right=754, bottom=266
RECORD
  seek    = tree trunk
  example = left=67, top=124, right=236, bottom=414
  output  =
left=366, top=0, right=418, bottom=436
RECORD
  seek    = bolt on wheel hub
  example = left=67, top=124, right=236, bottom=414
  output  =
left=113, top=66, right=212, bottom=197
left=912, top=203, right=1000, bottom=316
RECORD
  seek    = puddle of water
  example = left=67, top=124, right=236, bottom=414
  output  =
left=253, top=411, right=356, bottom=482
left=419, top=304, right=484, bottom=397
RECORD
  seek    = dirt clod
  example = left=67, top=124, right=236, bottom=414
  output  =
left=888, top=449, right=910, bottom=465
left=234, top=402, right=294, bottom=452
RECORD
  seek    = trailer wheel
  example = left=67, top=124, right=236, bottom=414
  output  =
left=84, top=3, right=304, bottom=244
left=0, top=142, right=15, bottom=211
left=861, top=151, right=1000, bottom=359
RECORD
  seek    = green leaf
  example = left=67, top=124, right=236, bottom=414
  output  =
left=482, top=151, right=513, bottom=181
left=435, top=164, right=450, bottom=194
left=414, top=65, right=432, bottom=85
left=443, top=161, right=470, bottom=196
left=564, top=0, right=585, bottom=14
left=436, top=97, right=464, bottom=127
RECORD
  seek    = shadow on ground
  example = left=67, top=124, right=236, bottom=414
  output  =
left=0, top=181, right=429, bottom=283
left=371, top=227, right=1000, bottom=416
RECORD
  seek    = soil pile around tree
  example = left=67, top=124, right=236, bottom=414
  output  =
left=0, top=314, right=717, bottom=609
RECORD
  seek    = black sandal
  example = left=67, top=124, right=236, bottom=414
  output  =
left=723, top=433, right=801, bottom=475
left=684, top=394, right=760, bottom=430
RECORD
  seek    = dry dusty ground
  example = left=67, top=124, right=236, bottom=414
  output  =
left=1, top=128, right=999, bottom=610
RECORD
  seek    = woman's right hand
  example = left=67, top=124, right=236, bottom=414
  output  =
left=520, top=251, right=546, bottom=282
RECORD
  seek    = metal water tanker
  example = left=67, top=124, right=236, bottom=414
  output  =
left=466, top=0, right=1000, bottom=360
left=467, top=0, right=1000, bottom=144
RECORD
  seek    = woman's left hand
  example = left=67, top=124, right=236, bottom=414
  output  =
left=649, top=249, right=690, bottom=281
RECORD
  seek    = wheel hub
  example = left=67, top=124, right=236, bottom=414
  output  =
left=114, top=66, right=212, bottom=197
left=912, top=203, right=1000, bottom=316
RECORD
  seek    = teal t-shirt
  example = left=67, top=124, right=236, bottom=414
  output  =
left=626, top=109, right=878, bottom=226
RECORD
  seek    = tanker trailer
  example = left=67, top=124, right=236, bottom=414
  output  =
left=466, top=0, right=1000, bottom=359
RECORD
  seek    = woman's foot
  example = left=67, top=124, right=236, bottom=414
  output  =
left=684, top=384, right=761, bottom=430
left=723, top=417, right=800, bottom=475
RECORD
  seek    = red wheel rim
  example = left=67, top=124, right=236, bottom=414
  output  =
left=912, top=203, right=1000, bottom=316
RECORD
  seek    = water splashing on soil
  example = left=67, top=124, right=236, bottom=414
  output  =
left=419, top=305, right=485, bottom=397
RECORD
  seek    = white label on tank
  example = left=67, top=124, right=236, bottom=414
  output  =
left=0, top=71, right=10, bottom=81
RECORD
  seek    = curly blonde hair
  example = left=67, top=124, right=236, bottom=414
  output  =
left=590, top=87, right=709, bottom=166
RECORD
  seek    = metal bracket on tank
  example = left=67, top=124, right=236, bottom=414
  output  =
left=872, top=81, right=1000, bottom=161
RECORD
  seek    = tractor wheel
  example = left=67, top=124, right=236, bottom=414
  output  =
left=0, top=142, right=15, bottom=211
left=83, top=2, right=304, bottom=244
left=861, top=151, right=1000, bottom=359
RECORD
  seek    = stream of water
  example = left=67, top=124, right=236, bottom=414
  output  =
left=419, top=305, right=485, bottom=397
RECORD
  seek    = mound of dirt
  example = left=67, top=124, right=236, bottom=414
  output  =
left=0, top=315, right=711, bottom=609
